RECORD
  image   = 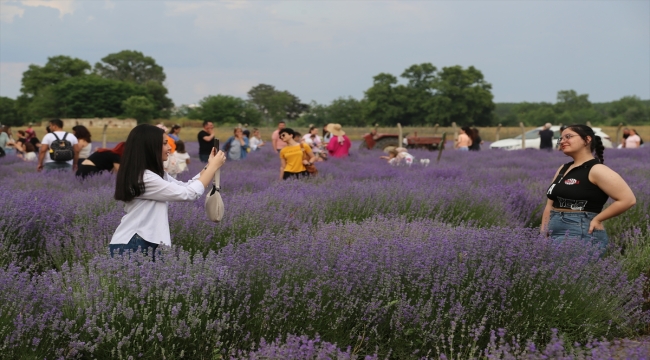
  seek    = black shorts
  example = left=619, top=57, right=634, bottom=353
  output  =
left=283, top=171, right=308, bottom=180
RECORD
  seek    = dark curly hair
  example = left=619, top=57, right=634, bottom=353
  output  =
left=564, top=124, right=604, bottom=164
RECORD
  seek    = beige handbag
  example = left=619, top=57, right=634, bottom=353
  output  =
left=205, top=169, right=224, bottom=222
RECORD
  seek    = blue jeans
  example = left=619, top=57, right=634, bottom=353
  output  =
left=44, top=162, right=72, bottom=171
left=458, top=147, right=469, bottom=151
left=199, top=153, right=210, bottom=163
left=548, top=210, right=608, bottom=251
left=109, top=233, right=159, bottom=261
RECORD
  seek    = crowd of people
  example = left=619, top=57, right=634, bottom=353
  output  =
left=0, top=119, right=640, bottom=260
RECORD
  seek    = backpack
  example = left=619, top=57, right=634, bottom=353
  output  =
left=49, top=133, right=74, bottom=162
left=165, top=152, right=183, bottom=176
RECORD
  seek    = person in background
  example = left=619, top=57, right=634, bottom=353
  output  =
left=303, top=125, right=324, bottom=159
left=541, top=124, right=635, bottom=253
left=76, top=142, right=125, bottom=179
left=0, top=126, right=16, bottom=155
left=72, top=125, right=93, bottom=167
left=538, top=123, right=554, bottom=151
left=249, top=128, right=265, bottom=151
left=325, top=123, right=351, bottom=158
left=157, top=124, right=176, bottom=154
left=14, top=130, right=27, bottom=155
left=271, top=121, right=287, bottom=153
left=323, top=124, right=333, bottom=144
left=223, top=127, right=250, bottom=161
left=455, top=127, right=472, bottom=151
left=168, top=124, right=182, bottom=142
left=37, top=119, right=79, bottom=172
left=174, top=140, right=191, bottom=175
left=21, top=142, right=37, bottom=162
left=110, top=124, right=226, bottom=260
left=625, top=129, right=641, bottom=149
left=619, top=128, right=630, bottom=148
left=556, top=125, right=567, bottom=150
left=468, top=128, right=483, bottom=151
left=198, top=121, right=215, bottom=163
left=25, top=123, right=36, bottom=142
left=279, top=128, right=316, bottom=180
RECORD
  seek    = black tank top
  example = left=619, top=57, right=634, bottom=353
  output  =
left=546, top=159, right=608, bottom=213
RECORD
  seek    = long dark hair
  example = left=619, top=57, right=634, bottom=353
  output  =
left=72, top=125, right=92, bottom=142
left=564, top=124, right=605, bottom=164
left=114, top=124, right=165, bottom=202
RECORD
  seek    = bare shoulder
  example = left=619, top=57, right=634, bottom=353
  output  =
left=589, top=163, right=623, bottom=183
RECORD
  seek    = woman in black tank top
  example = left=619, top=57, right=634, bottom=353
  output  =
left=541, top=125, right=636, bottom=251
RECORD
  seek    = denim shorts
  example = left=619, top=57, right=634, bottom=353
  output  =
left=548, top=210, right=608, bottom=250
left=109, top=233, right=159, bottom=261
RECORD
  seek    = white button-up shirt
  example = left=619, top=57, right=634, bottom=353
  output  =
left=110, top=170, right=205, bottom=246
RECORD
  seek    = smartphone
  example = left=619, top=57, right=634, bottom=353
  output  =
left=214, top=138, right=220, bottom=151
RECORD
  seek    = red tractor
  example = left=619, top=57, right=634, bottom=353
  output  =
left=359, top=128, right=444, bottom=151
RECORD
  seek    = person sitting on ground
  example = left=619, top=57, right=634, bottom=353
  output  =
left=279, top=128, right=317, bottom=180
left=325, top=124, right=351, bottom=158
left=381, top=147, right=414, bottom=165
left=539, top=123, right=554, bottom=151
left=14, top=130, right=27, bottom=156
left=72, top=125, right=92, bottom=167
left=20, top=142, right=37, bottom=162
left=223, top=128, right=250, bottom=161
left=455, top=127, right=472, bottom=151
left=249, top=128, right=265, bottom=151
left=164, top=140, right=191, bottom=179
left=380, top=149, right=399, bottom=165
left=303, top=125, right=324, bottom=160
left=76, top=142, right=125, bottom=179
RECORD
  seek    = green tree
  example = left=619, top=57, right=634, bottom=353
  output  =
left=122, top=96, right=156, bottom=124
left=52, top=75, right=147, bottom=118
left=20, top=55, right=91, bottom=97
left=94, top=50, right=166, bottom=84
left=555, top=90, right=591, bottom=113
left=430, top=65, right=495, bottom=126
left=193, top=95, right=262, bottom=125
left=143, top=80, right=174, bottom=118
left=247, top=84, right=308, bottom=124
left=0, top=97, right=22, bottom=126
left=364, top=73, right=404, bottom=126
left=328, top=97, right=367, bottom=126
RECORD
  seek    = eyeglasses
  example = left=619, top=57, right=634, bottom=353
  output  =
left=559, top=134, right=579, bottom=142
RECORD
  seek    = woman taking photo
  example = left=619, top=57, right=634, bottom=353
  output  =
left=110, top=124, right=226, bottom=258
left=541, top=124, right=636, bottom=251
left=279, top=128, right=316, bottom=180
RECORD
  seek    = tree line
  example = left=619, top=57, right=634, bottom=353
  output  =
left=1, top=52, right=648, bottom=128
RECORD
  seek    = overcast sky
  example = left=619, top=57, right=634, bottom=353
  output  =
left=1, top=0, right=648, bottom=107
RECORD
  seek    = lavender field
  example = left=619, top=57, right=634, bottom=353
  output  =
left=1, top=143, right=649, bottom=359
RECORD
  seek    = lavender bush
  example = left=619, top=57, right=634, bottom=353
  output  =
left=1, top=143, right=649, bottom=359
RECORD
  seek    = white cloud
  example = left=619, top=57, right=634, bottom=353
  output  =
left=104, top=0, right=115, bottom=10
left=0, top=4, right=26, bottom=23
left=20, top=0, right=76, bottom=18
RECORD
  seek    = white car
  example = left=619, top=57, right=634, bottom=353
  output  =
left=490, top=126, right=613, bottom=150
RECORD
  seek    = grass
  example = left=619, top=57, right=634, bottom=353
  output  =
left=13, top=124, right=650, bottom=143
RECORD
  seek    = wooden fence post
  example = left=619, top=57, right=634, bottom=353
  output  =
left=437, top=132, right=447, bottom=164
left=496, top=123, right=501, bottom=142
left=433, top=123, right=439, bottom=136
left=452, top=122, right=457, bottom=143
left=520, top=122, right=526, bottom=149
left=616, top=123, right=623, bottom=147
left=102, top=124, right=108, bottom=149
left=397, top=123, right=403, bottom=147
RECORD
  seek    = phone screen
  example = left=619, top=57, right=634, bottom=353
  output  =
left=214, top=138, right=220, bottom=151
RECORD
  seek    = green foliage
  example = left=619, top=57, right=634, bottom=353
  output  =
left=363, top=64, right=495, bottom=127
left=247, top=84, right=309, bottom=124
left=143, top=80, right=174, bottom=118
left=0, top=97, right=22, bottom=126
left=94, top=50, right=166, bottom=84
left=20, top=55, right=91, bottom=97
left=192, top=95, right=262, bottom=126
left=122, top=96, right=156, bottom=124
